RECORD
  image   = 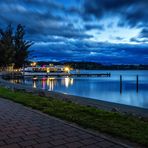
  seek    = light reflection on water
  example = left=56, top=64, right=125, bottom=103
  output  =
left=10, top=70, right=148, bottom=109
left=33, top=81, right=36, bottom=88
left=62, top=77, right=74, bottom=88
left=47, top=78, right=56, bottom=91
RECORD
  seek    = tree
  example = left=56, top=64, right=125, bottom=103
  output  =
left=0, top=25, right=15, bottom=67
left=0, top=24, right=33, bottom=69
left=13, top=24, right=33, bottom=68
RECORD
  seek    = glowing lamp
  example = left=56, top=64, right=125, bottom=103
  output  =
left=47, top=68, right=50, bottom=73
left=64, top=67, right=70, bottom=73
left=31, top=62, right=37, bottom=67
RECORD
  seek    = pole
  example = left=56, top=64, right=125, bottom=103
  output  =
left=136, top=75, right=139, bottom=93
left=120, top=75, right=122, bottom=94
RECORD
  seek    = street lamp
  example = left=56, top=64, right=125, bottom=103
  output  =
left=31, top=62, right=37, bottom=67
left=64, top=67, right=70, bottom=73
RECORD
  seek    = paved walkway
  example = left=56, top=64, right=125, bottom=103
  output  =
left=0, top=98, right=129, bottom=148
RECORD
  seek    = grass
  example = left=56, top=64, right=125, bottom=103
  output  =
left=0, top=86, right=148, bottom=146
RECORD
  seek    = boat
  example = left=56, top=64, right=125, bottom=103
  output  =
left=22, top=65, right=70, bottom=76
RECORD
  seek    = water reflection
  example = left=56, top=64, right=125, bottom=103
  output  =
left=35, top=77, right=74, bottom=90
left=47, top=77, right=56, bottom=91
left=8, top=70, right=148, bottom=108
left=10, top=79, right=21, bottom=84
left=62, top=77, right=74, bottom=88
left=42, top=78, right=46, bottom=90
left=33, top=80, right=36, bottom=88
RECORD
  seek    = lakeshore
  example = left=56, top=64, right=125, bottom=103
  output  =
left=0, top=82, right=148, bottom=147
left=4, top=70, right=148, bottom=109
left=0, top=0, right=148, bottom=147
left=0, top=75, right=148, bottom=118
left=1, top=75, right=148, bottom=146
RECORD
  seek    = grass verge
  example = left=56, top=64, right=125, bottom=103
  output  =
left=0, top=86, right=148, bottom=146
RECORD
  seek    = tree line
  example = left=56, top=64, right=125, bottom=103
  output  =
left=0, top=24, right=33, bottom=69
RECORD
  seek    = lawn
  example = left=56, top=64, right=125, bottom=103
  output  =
left=0, top=86, right=148, bottom=146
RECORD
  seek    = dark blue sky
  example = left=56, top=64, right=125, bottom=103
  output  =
left=0, top=0, right=148, bottom=64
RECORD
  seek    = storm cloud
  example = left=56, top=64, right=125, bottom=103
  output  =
left=0, top=0, right=148, bottom=64
left=83, top=0, right=148, bottom=27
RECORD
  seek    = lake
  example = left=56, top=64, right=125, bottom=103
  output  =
left=10, top=70, right=148, bottom=109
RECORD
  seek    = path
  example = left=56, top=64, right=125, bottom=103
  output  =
left=0, top=98, right=130, bottom=148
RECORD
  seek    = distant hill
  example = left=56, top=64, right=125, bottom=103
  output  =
left=27, top=61, right=148, bottom=70
left=64, top=62, right=102, bottom=70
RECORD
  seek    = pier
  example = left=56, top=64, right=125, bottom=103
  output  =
left=1, top=72, right=111, bottom=79
left=24, top=73, right=111, bottom=77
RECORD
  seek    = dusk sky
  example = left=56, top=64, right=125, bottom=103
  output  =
left=0, top=0, right=148, bottom=64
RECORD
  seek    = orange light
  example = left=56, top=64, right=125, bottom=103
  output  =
left=31, top=62, right=37, bottom=67
left=64, top=67, right=70, bottom=73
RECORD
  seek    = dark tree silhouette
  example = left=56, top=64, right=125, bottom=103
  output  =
left=13, top=24, right=33, bottom=68
left=0, top=24, right=33, bottom=69
left=0, top=25, right=15, bottom=67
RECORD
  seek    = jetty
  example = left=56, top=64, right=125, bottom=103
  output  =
left=1, top=72, right=111, bottom=79
left=45, top=73, right=111, bottom=77
left=22, top=72, right=111, bottom=77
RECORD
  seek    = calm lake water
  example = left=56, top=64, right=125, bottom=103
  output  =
left=10, top=70, right=148, bottom=109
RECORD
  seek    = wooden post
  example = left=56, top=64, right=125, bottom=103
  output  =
left=136, top=75, right=139, bottom=93
left=120, top=75, right=122, bottom=94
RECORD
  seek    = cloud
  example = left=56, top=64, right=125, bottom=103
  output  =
left=139, top=28, right=148, bottom=38
left=130, top=28, right=148, bottom=43
left=130, top=37, right=148, bottom=43
left=83, top=0, right=148, bottom=27
left=0, top=0, right=147, bottom=64
left=27, top=23, right=92, bottom=39
left=85, top=24, right=104, bottom=30
left=0, top=0, right=92, bottom=40
left=29, top=40, right=148, bottom=64
left=115, top=37, right=124, bottom=40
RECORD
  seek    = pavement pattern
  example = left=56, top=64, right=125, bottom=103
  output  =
left=0, top=98, right=129, bottom=148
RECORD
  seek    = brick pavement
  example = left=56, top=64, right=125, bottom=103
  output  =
left=0, top=98, right=129, bottom=148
